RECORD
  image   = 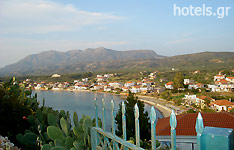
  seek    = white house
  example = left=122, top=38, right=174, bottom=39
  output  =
left=183, top=95, right=198, bottom=106
left=130, top=86, right=141, bottom=93
left=165, top=82, right=173, bottom=89
left=104, top=85, right=112, bottom=92
left=215, top=79, right=233, bottom=92
left=149, top=72, right=157, bottom=79
left=52, top=74, right=61, bottom=78
left=214, top=75, right=225, bottom=81
left=207, top=84, right=220, bottom=92
left=122, top=87, right=129, bottom=92
left=92, top=85, right=103, bottom=91
left=210, top=100, right=234, bottom=112
left=184, top=79, right=190, bottom=85
left=226, top=77, right=234, bottom=83
left=104, top=74, right=114, bottom=78
left=140, top=86, right=148, bottom=93
left=82, top=78, right=88, bottom=82
left=74, top=80, right=79, bottom=83
left=35, top=84, right=44, bottom=90
left=124, top=81, right=136, bottom=87
left=109, top=82, right=122, bottom=89
left=74, top=85, right=89, bottom=90
left=96, top=77, right=106, bottom=82
left=197, top=96, right=215, bottom=109
left=188, top=83, right=204, bottom=90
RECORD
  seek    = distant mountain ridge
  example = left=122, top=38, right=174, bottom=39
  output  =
left=0, top=48, right=234, bottom=76
left=0, top=47, right=163, bottom=75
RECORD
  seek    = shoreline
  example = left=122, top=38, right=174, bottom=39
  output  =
left=34, top=89, right=173, bottom=118
left=138, top=99, right=171, bottom=118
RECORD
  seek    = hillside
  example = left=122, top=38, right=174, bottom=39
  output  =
left=0, top=50, right=233, bottom=76
left=0, top=47, right=163, bottom=76
left=157, top=52, right=234, bottom=70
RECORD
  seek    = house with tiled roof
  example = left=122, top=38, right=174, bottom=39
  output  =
left=214, top=74, right=225, bottom=81
left=182, top=95, right=198, bottom=107
left=156, top=112, right=234, bottom=150
left=124, top=81, right=136, bottom=87
left=165, top=82, right=173, bottom=89
left=215, top=79, right=229, bottom=85
left=210, top=100, right=234, bottom=112
left=121, top=86, right=129, bottom=92
left=209, top=78, right=234, bottom=92
left=103, top=85, right=112, bottom=92
left=108, top=82, right=123, bottom=89
left=226, top=77, right=234, bottom=83
left=197, top=96, right=215, bottom=109
left=130, top=86, right=141, bottom=93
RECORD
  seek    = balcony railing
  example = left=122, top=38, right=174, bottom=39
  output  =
left=91, top=98, right=232, bottom=150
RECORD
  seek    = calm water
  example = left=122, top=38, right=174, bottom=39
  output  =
left=35, top=90, right=163, bottom=130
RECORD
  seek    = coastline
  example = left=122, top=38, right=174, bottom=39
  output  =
left=34, top=89, right=174, bottom=118
left=138, top=99, right=171, bottom=118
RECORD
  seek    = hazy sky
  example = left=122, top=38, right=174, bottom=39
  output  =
left=0, top=0, right=233, bottom=68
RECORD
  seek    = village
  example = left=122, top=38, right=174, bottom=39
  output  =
left=20, top=69, right=234, bottom=114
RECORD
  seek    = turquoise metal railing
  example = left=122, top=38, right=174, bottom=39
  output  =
left=91, top=98, right=205, bottom=150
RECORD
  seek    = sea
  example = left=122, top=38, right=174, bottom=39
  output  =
left=34, top=90, right=163, bottom=131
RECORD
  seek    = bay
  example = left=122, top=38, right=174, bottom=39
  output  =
left=35, top=90, right=163, bottom=131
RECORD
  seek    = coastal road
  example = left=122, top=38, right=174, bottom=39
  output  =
left=137, top=95, right=184, bottom=118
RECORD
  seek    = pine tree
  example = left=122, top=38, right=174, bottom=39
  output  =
left=115, top=92, right=150, bottom=140
left=173, top=72, right=184, bottom=89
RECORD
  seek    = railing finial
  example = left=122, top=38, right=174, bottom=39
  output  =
left=170, top=109, right=177, bottom=150
left=196, top=112, right=204, bottom=150
left=134, top=104, right=140, bottom=147
left=150, top=106, right=157, bottom=150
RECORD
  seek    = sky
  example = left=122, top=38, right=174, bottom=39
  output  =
left=0, top=0, right=233, bottom=68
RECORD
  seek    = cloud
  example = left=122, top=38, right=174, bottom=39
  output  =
left=0, top=0, right=124, bottom=34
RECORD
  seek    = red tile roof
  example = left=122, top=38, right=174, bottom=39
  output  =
left=215, top=75, right=225, bottom=77
left=215, top=79, right=229, bottom=84
left=166, top=82, right=173, bottom=85
left=196, top=83, right=203, bottom=86
left=197, top=96, right=214, bottom=101
left=212, top=100, right=234, bottom=106
left=156, top=112, right=234, bottom=136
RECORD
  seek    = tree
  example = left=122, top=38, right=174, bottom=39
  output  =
left=187, top=109, right=197, bottom=113
left=115, top=92, right=150, bottom=141
left=230, top=108, right=234, bottom=113
left=160, top=90, right=172, bottom=101
left=173, top=72, right=184, bottom=89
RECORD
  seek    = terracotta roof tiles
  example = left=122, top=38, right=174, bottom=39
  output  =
left=156, top=112, right=234, bottom=136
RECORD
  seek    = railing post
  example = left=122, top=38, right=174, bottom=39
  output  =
left=170, top=109, right=177, bottom=150
left=93, top=98, right=99, bottom=149
left=122, top=101, right=127, bottom=150
left=94, top=98, right=98, bottom=127
left=195, top=112, right=204, bottom=150
left=111, top=100, right=117, bottom=150
left=102, top=98, right=106, bottom=131
left=135, top=104, right=140, bottom=147
left=150, top=106, right=157, bottom=150
left=102, top=98, right=107, bottom=149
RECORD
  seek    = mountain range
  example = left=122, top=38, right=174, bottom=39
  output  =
left=0, top=47, right=233, bottom=76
